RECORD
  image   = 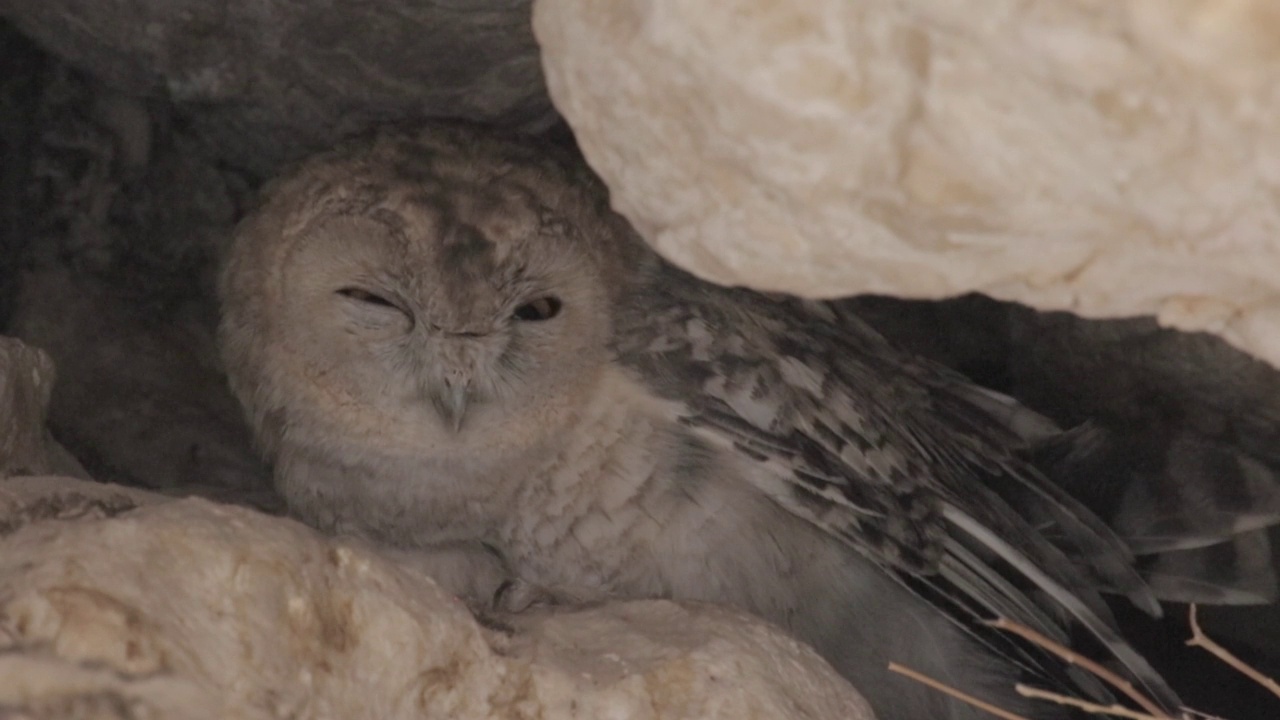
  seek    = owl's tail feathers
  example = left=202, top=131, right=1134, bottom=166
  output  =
left=1033, top=424, right=1280, bottom=605
left=1138, top=528, right=1278, bottom=604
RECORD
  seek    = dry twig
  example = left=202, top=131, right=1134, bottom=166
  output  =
left=1014, top=684, right=1168, bottom=720
left=985, top=618, right=1169, bottom=718
left=1185, top=604, right=1280, bottom=701
left=887, top=662, right=1032, bottom=720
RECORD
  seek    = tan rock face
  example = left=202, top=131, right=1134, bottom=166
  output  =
left=0, top=337, right=87, bottom=480
left=0, top=338, right=56, bottom=477
left=0, top=476, right=873, bottom=720
left=534, top=0, right=1280, bottom=368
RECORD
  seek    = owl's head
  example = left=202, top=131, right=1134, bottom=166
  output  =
left=219, top=124, right=643, bottom=469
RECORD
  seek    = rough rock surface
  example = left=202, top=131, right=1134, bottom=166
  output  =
left=0, top=0, right=554, bottom=176
left=535, top=0, right=1280, bottom=369
left=0, top=337, right=56, bottom=477
left=0, top=475, right=874, bottom=720
left=0, top=336, right=86, bottom=480
left=4, top=56, right=273, bottom=505
left=8, top=269, right=273, bottom=505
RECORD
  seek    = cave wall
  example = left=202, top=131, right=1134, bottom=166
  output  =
left=0, top=0, right=554, bottom=176
left=2, top=2, right=1280, bottom=719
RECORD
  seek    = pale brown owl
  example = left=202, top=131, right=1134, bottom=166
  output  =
left=219, top=121, right=1279, bottom=720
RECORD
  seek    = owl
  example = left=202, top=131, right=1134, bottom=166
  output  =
left=219, top=122, right=1276, bottom=720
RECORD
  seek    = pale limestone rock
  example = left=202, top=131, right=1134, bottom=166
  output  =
left=510, top=601, right=874, bottom=719
left=0, top=475, right=873, bottom=720
left=534, top=0, right=1280, bottom=368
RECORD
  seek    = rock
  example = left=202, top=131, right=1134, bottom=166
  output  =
left=0, top=336, right=85, bottom=479
left=509, top=600, right=875, bottom=720
left=0, top=475, right=874, bottom=720
left=0, top=23, right=47, bottom=325
left=8, top=269, right=273, bottom=506
left=0, top=336, right=55, bottom=476
left=0, top=0, right=554, bottom=176
left=534, top=0, right=1280, bottom=369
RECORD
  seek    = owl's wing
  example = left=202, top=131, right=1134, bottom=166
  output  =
left=614, top=270, right=1180, bottom=711
left=843, top=298, right=1280, bottom=604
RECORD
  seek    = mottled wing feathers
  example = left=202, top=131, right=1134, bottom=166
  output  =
left=616, top=280, right=949, bottom=572
left=613, top=264, right=1180, bottom=710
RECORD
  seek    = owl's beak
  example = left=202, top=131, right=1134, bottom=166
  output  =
left=430, top=378, right=470, bottom=433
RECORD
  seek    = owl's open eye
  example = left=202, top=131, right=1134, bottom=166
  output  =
left=337, top=287, right=398, bottom=309
left=512, top=296, right=562, bottom=322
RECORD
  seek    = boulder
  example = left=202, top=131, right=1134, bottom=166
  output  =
left=535, top=0, right=1280, bottom=368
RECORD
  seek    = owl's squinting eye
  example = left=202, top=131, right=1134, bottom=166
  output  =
left=513, top=296, right=562, bottom=322
left=337, top=287, right=399, bottom=309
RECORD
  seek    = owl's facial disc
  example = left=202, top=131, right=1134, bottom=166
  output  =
left=284, top=203, right=609, bottom=453
left=334, top=280, right=482, bottom=433
left=332, top=269, right=571, bottom=434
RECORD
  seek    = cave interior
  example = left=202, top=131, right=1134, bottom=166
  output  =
left=1, top=11, right=1279, bottom=720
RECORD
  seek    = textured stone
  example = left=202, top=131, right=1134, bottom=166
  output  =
left=8, top=270, right=272, bottom=504
left=0, top=475, right=874, bottom=720
left=0, top=337, right=55, bottom=477
left=534, top=0, right=1280, bottom=368
left=0, top=0, right=553, bottom=175
left=0, top=336, right=85, bottom=480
